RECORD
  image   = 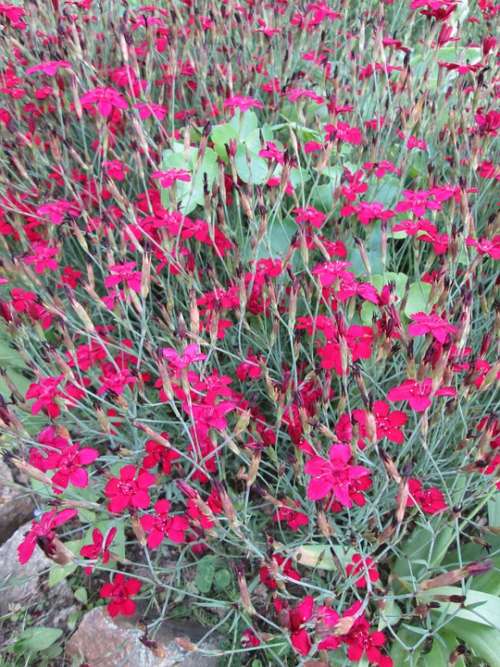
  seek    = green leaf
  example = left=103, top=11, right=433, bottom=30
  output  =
left=393, top=520, right=455, bottom=583
left=235, top=145, right=268, bottom=184
left=48, top=562, right=77, bottom=587
left=446, top=619, right=500, bottom=667
left=256, top=218, right=296, bottom=259
left=419, top=587, right=500, bottom=628
left=214, top=569, right=232, bottom=591
left=15, top=627, right=62, bottom=653
left=211, top=123, right=238, bottom=161
left=195, top=555, right=217, bottom=593
left=378, top=599, right=402, bottom=629
left=404, top=281, right=432, bottom=317
left=488, top=496, right=500, bottom=530
left=292, top=543, right=354, bottom=571
left=74, top=586, right=88, bottom=604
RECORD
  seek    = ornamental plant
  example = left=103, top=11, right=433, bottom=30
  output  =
left=0, top=0, right=499, bottom=665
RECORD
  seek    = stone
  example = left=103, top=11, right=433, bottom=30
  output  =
left=0, top=460, right=34, bottom=544
left=66, top=607, right=220, bottom=667
left=0, top=523, right=74, bottom=625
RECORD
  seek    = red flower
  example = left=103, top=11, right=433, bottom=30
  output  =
left=408, top=312, right=456, bottom=344
left=103, top=160, right=129, bottom=181
left=18, top=509, right=77, bottom=564
left=273, top=501, right=309, bottom=531
left=275, top=596, right=314, bottom=656
left=346, top=554, right=380, bottom=588
left=407, top=478, right=447, bottom=514
left=304, top=444, right=371, bottom=507
left=140, top=499, right=189, bottom=548
left=143, top=436, right=180, bottom=474
left=104, top=464, right=156, bottom=513
left=99, top=573, right=142, bottom=617
left=352, top=401, right=408, bottom=445
left=259, top=553, right=301, bottom=590
left=341, top=603, right=393, bottom=667
left=387, top=378, right=456, bottom=412
left=26, top=376, right=64, bottom=418
left=80, top=527, right=117, bottom=575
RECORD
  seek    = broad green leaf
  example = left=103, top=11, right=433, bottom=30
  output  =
left=48, top=562, right=77, bottom=587
left=229, top=109, right=259, bottom=142
left=404, top=281, right=432, bottom=317
left=446, top=619, right=500, bottom=667
left=292, top=543, right=354, bottom=571
left=235, top=146, right=268, bottom=184
left=488, top=495, right=500, bottom=530
left=393, top=520, right=455, bottom=583
left=211, top=123, right=238, bottom=161
left=214, top=569, right=232, bottom=591
left=74, top=586, right=88, bottom=604
left=15, top=627, right=62, bottom=653
left=419, top=587, right=500, bottom=628
left=255, top=218, right=296, bottom=260
left=378, top=599, right=402, bottom=629
left=195, top=555, right=217, bottom=593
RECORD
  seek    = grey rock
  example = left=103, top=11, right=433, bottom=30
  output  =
left=0, top=523, right=74, bottom=626
left=66, top=607, right=220, bottom=667
left=0, top=460, right=34, bottom=544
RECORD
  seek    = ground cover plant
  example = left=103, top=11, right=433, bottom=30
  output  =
left=0, top=0, right=499, bottom=664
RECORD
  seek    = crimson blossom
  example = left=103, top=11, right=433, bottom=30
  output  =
left=140, top=498, right=189, bottom=548
left=17, top=509, right=77, bottom=564
left=104, top=464, right=156, bottom=513
left=304, top=444, right=371, bottom=508
left=99, top=573, right=142, bottom=617
left=387, top=377, right=456, bottom=412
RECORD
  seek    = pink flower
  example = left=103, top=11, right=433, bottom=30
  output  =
left=293, top=206, right=326, bottom=229
left=140, top=499, right=189, bottom=548
left=387, top=378, right=456, bottom=412
left=304, top=444, right=371, bottom=507
left=325, top=121, right=363, bottom=145
left=29, top=426, right=99, bottom=493
left=134, top=102, right=167, bottom=120
left=18, top=509, right=77, bottom=564
left=223, top=95, right=264, bottom=113
left=25, top=243, right=59, bottom=274
left=162, top=343, right=206, bottom=370
left=104, top=464, right=156, bottom=513
left=80, top=87, right=128, bottom=118
left=408, top=312, right=456, bottom=344
left=26, top=60, right=71, bottom=76
left=151, top=169, right=191, bottom=189
left=104, top=261, right=141, bottom=292
left=103, top=160, right=129, bottom=181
